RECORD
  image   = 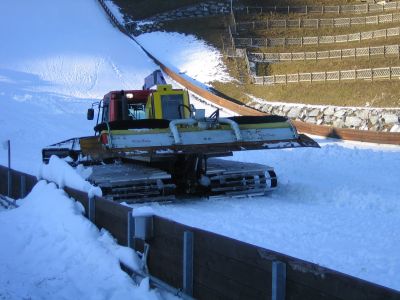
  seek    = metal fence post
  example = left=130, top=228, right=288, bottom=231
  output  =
left=272, top=261, right=286, bottom=300
left=88, top=196, right=95, bottom=222
left=6, top=140, right=11, bottom=198
left=127, top=211, right=135, bottom=248
left=20, top=175, right=26, bottom=198
left=183, top=231, right=194, bottom=296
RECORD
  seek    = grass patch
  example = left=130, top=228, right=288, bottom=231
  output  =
left=248, top=36, right=400, bottom=53
left=212, top=80, right=400, bottom=107
left=114, top=0, right=400, bottom=108
left=239, top=0, right=361, bottom=6
left=160, top=16, right=229, bottom=48
left=264, top=56, right=400, bottom=75
left=245, top=22, right=400, bottom=38
left=237, top=10, right=398, bottom=23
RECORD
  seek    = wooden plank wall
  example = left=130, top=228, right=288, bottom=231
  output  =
left=1, top=166, right=400, bottom=299
left=0, top=165, right=37, bottom=199
left=147, top=217, right=400, bottom=300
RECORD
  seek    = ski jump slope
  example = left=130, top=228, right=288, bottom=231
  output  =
left=0, top=0, right=399, bottom=296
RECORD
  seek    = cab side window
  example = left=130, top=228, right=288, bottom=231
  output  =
left=161, top=94, right=184, bottom=120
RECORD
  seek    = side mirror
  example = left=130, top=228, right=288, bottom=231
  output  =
left=87, top=108, right=94, bottom=120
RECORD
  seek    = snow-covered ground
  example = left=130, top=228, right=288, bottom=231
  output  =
left=137, top=32, right=233, bottom=84
left=1, top=0, right=400, bottom=297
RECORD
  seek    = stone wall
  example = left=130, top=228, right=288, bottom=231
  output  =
left=248, top=99, right=400, bottom=132
left=129, top=1, right=231, bottom=35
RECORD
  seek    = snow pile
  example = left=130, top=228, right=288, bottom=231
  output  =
left=137, top=32, right=233, bottom=84
left=39, top=155, right=102, bottom=198
left=0, top=181, right=162, bottom=299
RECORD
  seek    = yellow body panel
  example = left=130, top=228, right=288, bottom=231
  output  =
left=146, top=84, right=190, bottom=119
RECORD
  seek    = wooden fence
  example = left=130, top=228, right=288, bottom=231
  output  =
left=236, top=12, right=400, bottom=30
left=253, top=66, right=400, bottom=84
left=249, top=44, right=400, bottom=62
left=235, top=26, right=400, bottom=48
left=0, top=166, right=37, bottom=199
left=1, top=165, right=400, bottom=299
left=234, top=1, right=400, bottom=15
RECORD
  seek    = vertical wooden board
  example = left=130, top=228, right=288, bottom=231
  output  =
left=0, top=166, right=8, bottom=195
left=0, top=167, right=37, bottom=198
left=193, top=262, right=269, bottom=300
left=11, top=171, right=22, bottom=199
left=191, top=225, right=273, bottom=271
left=149, top=234, right=183, bottom=253
left=150, top=215, right=188, bottom=287
left=96, top=206, right=128, bottom=245
left=146, top=234, right=183, bottom=288
left=193, top=282, right=229, bottom=300
left=25, top=174, right=38, bottom=194
left=286, top=279, right=337, bottom=300
left=94, top=197, right=131, bottom=245
left=193, top=246, right=271, bottom=295
left=154, top=217, right=273, bottom=298
left=64, top=186, right=89, bottom=212
left=147, top=249, right=182, bottom=289
left=284, top=258, right=400, bottom=300
left=153, top=216, right=188, bottom=238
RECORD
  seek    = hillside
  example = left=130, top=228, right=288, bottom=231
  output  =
left=115, top=0, right=400, bottom=108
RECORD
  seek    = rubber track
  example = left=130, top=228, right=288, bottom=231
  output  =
left=97, top=0, right=400, bottom=145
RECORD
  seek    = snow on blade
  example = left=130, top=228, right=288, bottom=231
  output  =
left=39, top=155, right=102, bottom=198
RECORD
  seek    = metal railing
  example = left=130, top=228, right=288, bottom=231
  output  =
left=234, top=26, right=400, bottom=48
left=236, top=12, right=400, bottom=30
left=253, top=66, right=400, bottom=84
left=250, top=44, right=400, bottom=62
left=234, top=1, right=400, bottom=15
